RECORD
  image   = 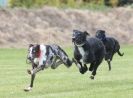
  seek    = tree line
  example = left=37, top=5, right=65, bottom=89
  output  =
left=9, top=0, right=133, bottom=8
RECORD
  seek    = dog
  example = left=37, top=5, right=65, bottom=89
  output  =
left=95, top=30, right=124, bottom=71
left=72, top=30, right=105, bottom=79
left=24, top=44, right=73, bottom=91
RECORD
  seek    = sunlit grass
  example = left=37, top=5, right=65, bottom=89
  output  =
left=0, top=45, right=132, bottom=98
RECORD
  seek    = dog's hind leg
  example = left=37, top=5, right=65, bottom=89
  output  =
left=90, top=63, right=98, bottom=80
left=51, top=60, right=63, bottom=69
left=90, top=59, right=103, bottom=80
left=105, top=52, right=113, bottom=71
left=107, top=60, right=111, bottom=71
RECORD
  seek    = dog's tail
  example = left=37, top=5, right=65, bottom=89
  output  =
left=117, top=50, right=124, bottom=56
left=114, top=40, right=124, bottom=57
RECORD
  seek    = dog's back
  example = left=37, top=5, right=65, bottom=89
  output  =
left=103, top=37, right=121, bottom=54
left=86, top=37, right=105, bottom=53
left=95, top=30, right=123, bottom=56
left=50, top=44, right=72, bottom=67
left=81, top=37, right=105, bottom=64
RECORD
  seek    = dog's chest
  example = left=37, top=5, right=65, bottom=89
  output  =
left=78, top=47, right=85, bottom=57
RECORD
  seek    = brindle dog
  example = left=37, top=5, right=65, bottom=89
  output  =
left=24, top=44, right=73, bottom=91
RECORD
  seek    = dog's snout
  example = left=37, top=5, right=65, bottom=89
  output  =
left=72, top=37, right=75, bottom=42
left=27, top=56, right=33, bottom=61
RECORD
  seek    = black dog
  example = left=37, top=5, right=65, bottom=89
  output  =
left=24, top=44, right=73, bottom=91
left=95, top=30, right=124, bottom=71
left=72, top=30, right=105, bottom=79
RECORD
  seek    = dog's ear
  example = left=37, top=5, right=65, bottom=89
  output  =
left=99, top=30, right=105, bottom=34
left=96, top=30, right=105, bottom=36
left=84, top=31, right=90, bottom=36
left=102, top=30, right=105, bottom=34
left=29, top=44, right=34, bottom=48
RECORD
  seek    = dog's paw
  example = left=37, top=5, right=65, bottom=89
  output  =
left=79, top=68, right=85, bottom=74
left=24, top=86, right=32, bottom=92
left=90, top=75, right=94, bottom=80
left=27, top=69, right=32, bottom=75
left=79, top=66, right=88, bottom=74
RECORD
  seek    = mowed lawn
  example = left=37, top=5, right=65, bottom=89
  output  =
left=0, top=45, right=133, bottom=98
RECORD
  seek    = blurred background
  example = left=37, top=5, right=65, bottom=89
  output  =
left=0, top=0, right=133, bottom=48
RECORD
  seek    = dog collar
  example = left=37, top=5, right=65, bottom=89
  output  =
left=75, top=43, right=85, bottom=47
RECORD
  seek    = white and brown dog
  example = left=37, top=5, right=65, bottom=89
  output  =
left=24, top=44, right=73, bottom=91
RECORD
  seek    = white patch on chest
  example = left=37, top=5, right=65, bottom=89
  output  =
left=78, top=47, right=85, bottom=64
left=78, top=47, right=85, bottom=57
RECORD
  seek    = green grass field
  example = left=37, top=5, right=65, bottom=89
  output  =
left=0, top=45, right=133, bottom=98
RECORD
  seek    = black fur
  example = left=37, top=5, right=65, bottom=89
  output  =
left=72, top=30, right=105, bottom=79
left=95, top=30, right=124, bottom=71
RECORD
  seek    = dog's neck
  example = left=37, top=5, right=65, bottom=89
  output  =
left=75, top=41, right=86, bottom=47
left=101, top=36, right=107, bottom=42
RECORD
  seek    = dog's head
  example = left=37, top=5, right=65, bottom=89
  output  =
left=95, top=30, right=106, bottom=41
left=27, top=44, right=40, bottom=63
left=72, top=30, right=89, bottom=46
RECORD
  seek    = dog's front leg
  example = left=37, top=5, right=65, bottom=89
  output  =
left=24, top=63, right=36, bottom=92
left=72, top=58, right=82, bottom=69
left=73, top=58, right=87, bottom=74
left=51, top=60, right=63, bottom=69
left=27, top=66, right=43, bottom=75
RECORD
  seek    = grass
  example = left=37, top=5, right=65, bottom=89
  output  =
left=0, top=45, right=133, bottom=98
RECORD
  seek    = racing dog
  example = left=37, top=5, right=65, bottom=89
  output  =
left=24, top=44, right=73, bottom=91
left=95, top=30, right=124, bottom=71
left=72, top=30, right=105, bottom=79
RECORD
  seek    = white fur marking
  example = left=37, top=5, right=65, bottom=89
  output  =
left=30, top=70, right=33, bottom=75
left=27, top=86, right=32, bottom=90
left=34, top=58, right=39, bottom=65
left=28, top=47, right=33, bottom=59
left=76, top=63, right=81, bottom=69
left=78, top=47, right=85, bottom=58
left=24, top=86, right=32, bottom=91
left=39, top=45, right=47, bottom=66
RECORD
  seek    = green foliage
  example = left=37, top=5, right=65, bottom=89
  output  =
left=9, top=0, right=103, bottom=8
left=67, top=0, right=75, bottom=8
left=9, top=0, right=133, bottom=8
left=104, top=0, right=119, bottom=7
left=9, top=0, right=34, bottom=8
left=79, top=3, right=109, bottom=11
